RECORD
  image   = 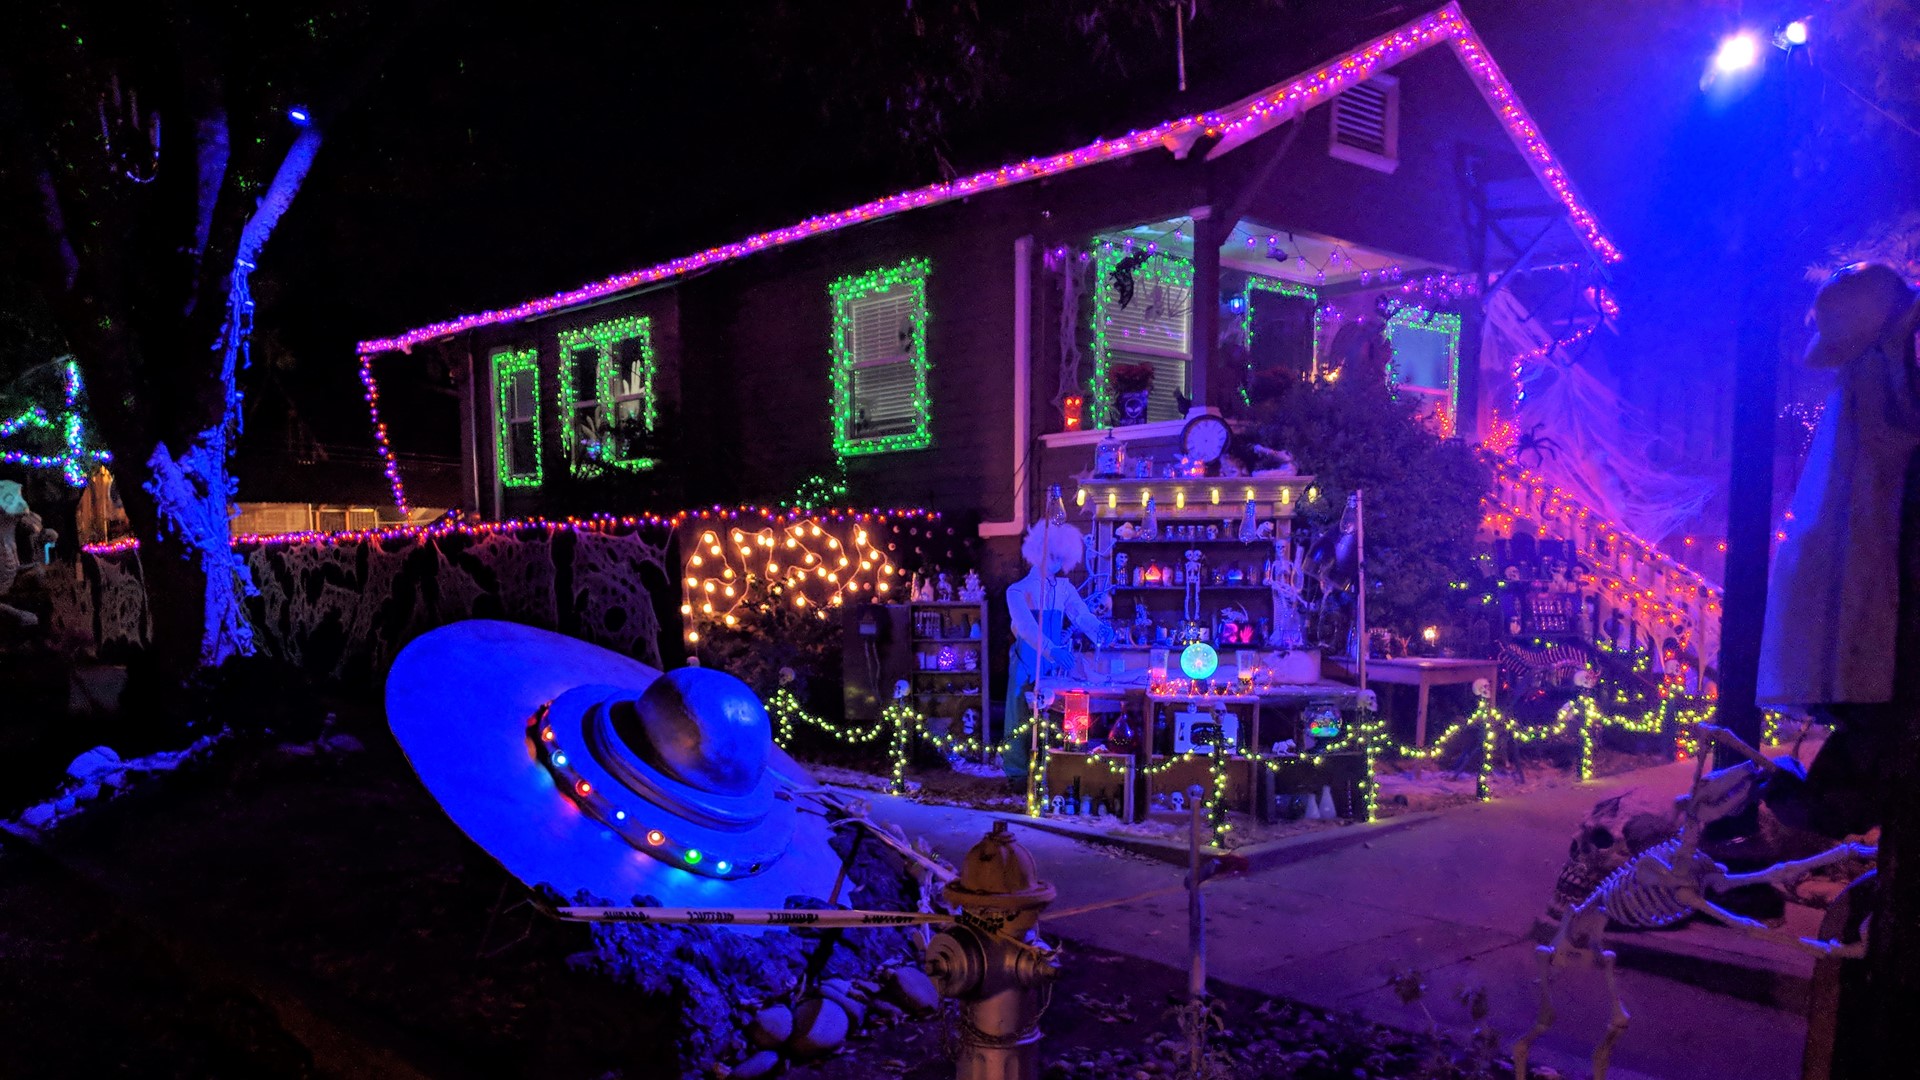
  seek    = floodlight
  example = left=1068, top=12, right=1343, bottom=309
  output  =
left=1713, top=32, right=1761, bottom=74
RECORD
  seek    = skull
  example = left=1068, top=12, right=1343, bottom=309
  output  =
left=1472, top=677, right=1492, bottom=700
left=1548, top=790, right=1679, bottom=918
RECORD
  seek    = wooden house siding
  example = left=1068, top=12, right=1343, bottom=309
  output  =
left=426, top=47, right=1554, bottom=530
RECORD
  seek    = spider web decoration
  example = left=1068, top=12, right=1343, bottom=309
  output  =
left=1484, top=291, right=1718, bottom=546
left=1047, top=247, right=1085, bottom=411
left=1808, top=211, right=1920, bottom=286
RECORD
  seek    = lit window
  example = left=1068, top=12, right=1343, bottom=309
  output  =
left=831, top=259, right=931, bottom=456
left=557, top=315, right=656, bottom=473
left=1383, top=305, right=1463, bottom=436
left=1092, top=248, right=1192, bottom=427
left=491, top=347, right=542, bottom=487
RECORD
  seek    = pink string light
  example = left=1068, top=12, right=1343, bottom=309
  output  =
left=353, top=2, right=1621, bottom=508
left=355, top=3, right=1615, bottom=359
left=359, top=354, right=411, bottom=514
left=82, top=505, right=941, bottom=556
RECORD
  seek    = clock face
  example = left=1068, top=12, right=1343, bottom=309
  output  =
left=1182, top=415, right=1232, bottom=463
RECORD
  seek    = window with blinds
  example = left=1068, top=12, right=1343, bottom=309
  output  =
left=492, top=347, right=542, bottom=487
left=1094, top=251, right=1193, bottom=425
left=831, top=259, right=932, bottom=456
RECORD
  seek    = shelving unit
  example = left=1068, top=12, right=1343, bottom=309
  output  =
left=1082, top=476, right=1313, bottom=658
left=907, top=599, right=992, bottom=756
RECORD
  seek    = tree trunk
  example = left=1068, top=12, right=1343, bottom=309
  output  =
left=113, top=474, right=209, bottom=675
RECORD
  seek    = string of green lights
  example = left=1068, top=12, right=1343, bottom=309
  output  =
left=764, top=688, right=1775, bottom=842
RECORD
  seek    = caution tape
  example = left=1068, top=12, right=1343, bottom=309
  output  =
left=555, top=905, right=948, bottom=928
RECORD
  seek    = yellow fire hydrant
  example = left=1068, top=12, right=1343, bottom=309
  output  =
left=924, top=821, right=1059, bottom=1080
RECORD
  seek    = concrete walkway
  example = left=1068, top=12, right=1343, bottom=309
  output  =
left=855, top=761, right=1815, bottom=1080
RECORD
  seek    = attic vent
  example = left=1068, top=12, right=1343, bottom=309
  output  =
left=1329, top=75, right=1399, bottom=174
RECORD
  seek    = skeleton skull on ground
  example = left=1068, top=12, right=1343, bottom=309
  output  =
left=1549, top=790, right=1677, bottom=918
left=1546, top=761, right=1769, bottom=919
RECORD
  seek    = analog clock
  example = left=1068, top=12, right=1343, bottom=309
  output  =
left=1180, top=413, right=1232, bottom=465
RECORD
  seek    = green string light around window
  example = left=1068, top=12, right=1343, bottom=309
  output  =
left=1089, top=247, right=1194, bottom=428
left=829, top=258, right=933, bottom=457
left=491, top=348, right=542, bottom=489
left=556, top=314, right=657, bottom=474
left=1237, top=277, right=1318, bottom=405
left=1382, top=305, right=1464, bottom=435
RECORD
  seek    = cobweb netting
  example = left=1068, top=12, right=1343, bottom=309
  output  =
left=1483, top=290, right=1721, bottom=551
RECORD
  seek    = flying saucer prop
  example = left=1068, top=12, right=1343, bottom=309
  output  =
left=386, top=620, right=838, bottom=914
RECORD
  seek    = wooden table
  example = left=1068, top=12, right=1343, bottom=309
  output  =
left=1321, top=656, right=1497, bottom=748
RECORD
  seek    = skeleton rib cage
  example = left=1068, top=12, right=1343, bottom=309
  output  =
left=1586, top=836, right=1693, bottom=929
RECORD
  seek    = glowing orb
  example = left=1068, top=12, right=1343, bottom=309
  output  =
left=1783, top=20, right=1808, bottom=46
left=1180, top=642, right=1219, bottom=680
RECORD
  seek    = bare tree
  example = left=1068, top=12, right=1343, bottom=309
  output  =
left=0, top=1, right=421, bottom=674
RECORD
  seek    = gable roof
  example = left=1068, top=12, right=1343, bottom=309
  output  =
left=356, top=2, right=1618, bottom=357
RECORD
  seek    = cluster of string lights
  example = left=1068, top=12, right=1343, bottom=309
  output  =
left=528, top=705, right=747, bottom=879
left=1479, top=461, right=1720, bottom=658
left=1507, top=321, right=1601, bottom=407
left=679, top=512, right=927, bottom=643
left=0, top=360, right=110, bottom=486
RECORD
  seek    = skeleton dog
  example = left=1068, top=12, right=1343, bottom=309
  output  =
left=1511, top=724, right=1875, bottom=1080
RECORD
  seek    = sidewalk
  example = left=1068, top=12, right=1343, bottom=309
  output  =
left=852, top=758, right=1816, bottom=1080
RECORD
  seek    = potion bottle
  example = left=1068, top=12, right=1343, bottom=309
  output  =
left=1239, top=497, right=1261, bottom=543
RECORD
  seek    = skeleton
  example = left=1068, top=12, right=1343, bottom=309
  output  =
left=1512, top=725, right=1876, bottom=1080
left=1547, top=790, right=1680, bottom=919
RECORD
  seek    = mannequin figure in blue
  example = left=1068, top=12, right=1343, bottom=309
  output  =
left=1002, top=520, right=1110, bottom=781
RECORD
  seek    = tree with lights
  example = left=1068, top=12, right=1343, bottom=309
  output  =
left=1, top=279, right=109, bottom=501
left=0, top=3, right=426, bottom=674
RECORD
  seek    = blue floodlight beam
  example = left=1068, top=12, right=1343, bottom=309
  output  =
left=288, top=105, right=312, bottom=125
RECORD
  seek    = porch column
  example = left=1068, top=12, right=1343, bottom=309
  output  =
left=1189, top=205, right=1219, bottom=410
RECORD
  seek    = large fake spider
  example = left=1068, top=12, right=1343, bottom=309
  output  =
left=1108, top=250, right=1151, bottom=308
left=1515, top=423, right=1565, bottom=468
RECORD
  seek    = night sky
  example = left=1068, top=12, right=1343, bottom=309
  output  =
left=172, top=1, right=1920, bottom=471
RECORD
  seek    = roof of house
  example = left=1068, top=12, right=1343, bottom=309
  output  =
left=355, top=2, right=1619, bottom=358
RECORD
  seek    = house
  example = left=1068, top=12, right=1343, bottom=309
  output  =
left=355, top=3, right=1618, bottom=571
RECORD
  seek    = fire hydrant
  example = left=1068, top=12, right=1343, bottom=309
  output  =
left=925, top=821, right=1059, bottom=1080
